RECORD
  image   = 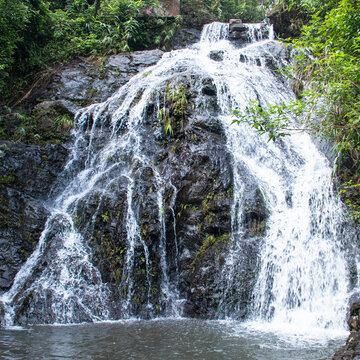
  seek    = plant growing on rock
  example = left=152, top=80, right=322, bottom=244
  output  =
left=157, top=84, right=188, bottom=136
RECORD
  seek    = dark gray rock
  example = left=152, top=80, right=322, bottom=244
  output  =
left=333, top=301, right=360, bottom=359
left=172, top=29, right=202, bottom=49
left=0, top=141, right=68, bottom=294
left=229, top=20, right=248, bottom=40
left=1, top=47, right=268, bottom=324
left=28, top=50, right=164, bottom=108
left=106, top=55, right=131, bottom=71
left=131, top=50, right=164, bottom=66
left=229, top=22, right=270, bottom=47
left=34, top=100, right=80, bottom=117
left=209, top=50, right=224, bottom=62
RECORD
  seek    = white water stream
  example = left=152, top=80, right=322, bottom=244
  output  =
left=0, top=21, right=357, bottom=344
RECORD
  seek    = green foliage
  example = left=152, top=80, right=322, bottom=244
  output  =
left=54, top=114, right=74, bottom=132
left=181, top=0, right=215, bottom=28
left=212, top=0, right=275, bottom=22
left=181, top=0, right=275, bottom=27
left=154, top=15, right=183, bottom=50
left=158, top=84, right=188, bottom=136
left=0, top=0, right=52, bottom=94
left=231, top=100, right=301, bottom=141
left=228, top=0, right=267, bottom=22
left=339, top=180, right=360, bottom=222
left=0, top=0, right=184, bottom=100
left=289, top=0, right=360, bottom=221
left=101, top=211, right=110, bottom=222
left=190, top=232, right=230, bottom=271
left=46, top=0, right=154, bottom=60
left=0, top=0, right=277, bottom=100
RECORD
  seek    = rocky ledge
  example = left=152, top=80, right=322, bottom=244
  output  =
left=333, top=301, right=360, bottom=359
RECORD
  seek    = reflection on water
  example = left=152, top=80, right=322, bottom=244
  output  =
left=0, top=319, right=344, bottom=359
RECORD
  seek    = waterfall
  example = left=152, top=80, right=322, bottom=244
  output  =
left=0, top=21, right=356, bottom=331
left=198, top=24, right=353, bottom=333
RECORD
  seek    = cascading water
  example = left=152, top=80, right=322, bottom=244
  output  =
left=198, top=24, right=355, bottom=335
left=0, top=20, right=357, bottom=338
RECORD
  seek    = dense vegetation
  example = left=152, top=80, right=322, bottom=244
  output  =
left=292, top=0, right=360, bottom=220
left=0, top=0, right=273, bottom=101
left=0, top=0, right=178, bottom=99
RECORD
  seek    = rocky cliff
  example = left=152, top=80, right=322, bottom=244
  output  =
left=0, top=50, right=164, bottom=297
left=0, top=39, right=271, bottom=323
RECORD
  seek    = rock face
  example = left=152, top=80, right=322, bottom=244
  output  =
left=267, top=5, right=308, bottom=39
left=333, top=302, right=360, bottom=359
left=29, top=50, right=164, bottom=108
left=0, top=50, right=164, bottom=297
left=171, top=28, right=202, bottom=50
left=4, top=26, right=338, bottom=329
left=0, top=52, right=168, bottom=293
left=0, top=41, right=273, bottom=324
left=0, top=141, right=68, bottom=294
left=229, top=19, right=248, bottom=40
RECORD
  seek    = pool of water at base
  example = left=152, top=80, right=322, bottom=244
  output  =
left=0, top=319, right=345, bottom=359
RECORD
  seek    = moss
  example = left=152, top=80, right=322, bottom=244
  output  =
left=177, top=203, right=200, bottom=218
left=0, top=212, right=10, bottom=227
left=249, top=219, right=265, bottom=236
left=87, top=88, right=99, bottom=98
left=19, top=248, right=31, bottom=260
left=226, top=187, right=233, bottom=198
left=72, top=212, right=86, bottom=231
left=202, top=192, right=215, bottom=212
left=101, top=211, right=110, bottom=223
left=0, top=175, right=16, bottom=186
left=204, top=212, right=215, bottom=224
left=190, top=233, right=230, bottom=272
left=198, top=234, right=217, bottom=255
left=90, top=228, right=127, bottom=285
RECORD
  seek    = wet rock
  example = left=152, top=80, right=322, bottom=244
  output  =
left=348, top=302, right=360, bottom=331
left=209, top=50, right=224, bottom=62
left=131, top=50, right=164, bottom=67
left=1, top=47, right=272, bottom=323
left=172, top=29, right=202, bottom=49
left=0, top=302, right=4, bottom=327
left=27, top=50, right=164, bottom=109
left=229, top=19, right=247, bottom=40
left=0, top=140, right=68, bottom=294
left=229, top=21, right=270, bottom=46
left=34, top=99, right=80, bottom=117
left=106, top=55, right=131, bottom=71
left=333, top=301, right=360, bottom=359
